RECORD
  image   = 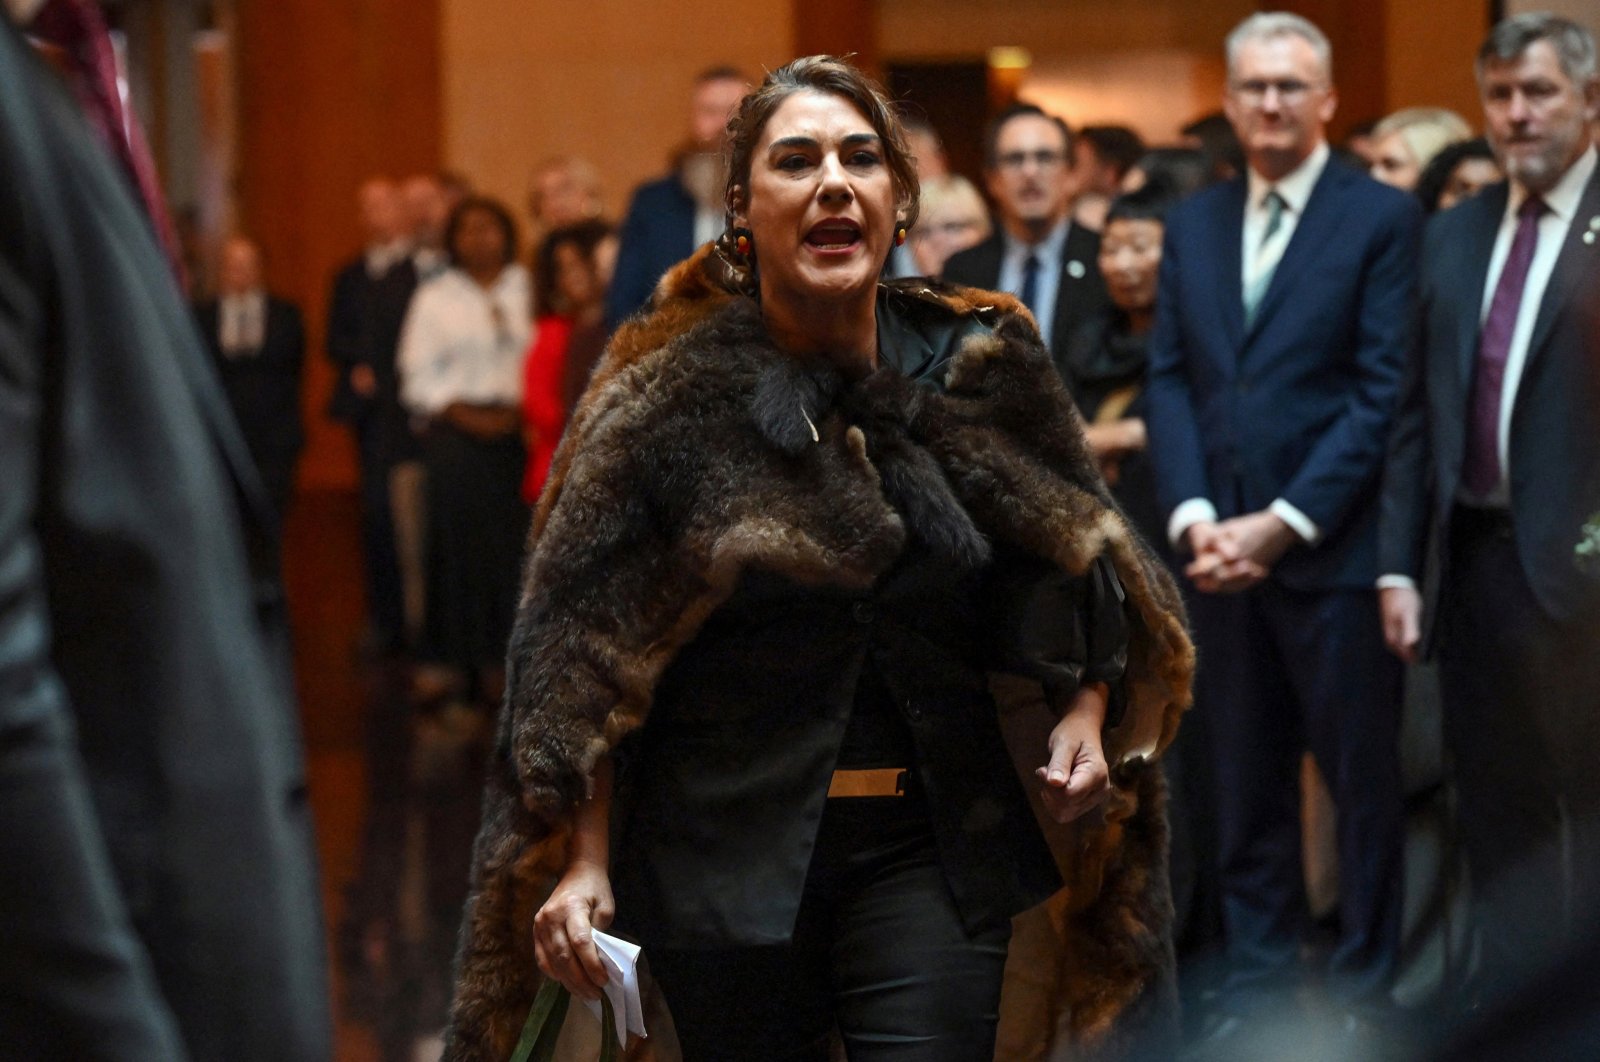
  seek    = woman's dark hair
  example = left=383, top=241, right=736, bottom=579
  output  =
left=1130, top=147, right=1211, bottom=200
left=534, top=219, right=614, bottom=316
left=1080, top=125, right=1146, bottom=179
left=983, top=102, right=1075, bottom=169
left=1105, top=183, right=1180, bottom=227
left=724, top=55, right=921, bottom=231
left=1413, top=136, right=1498, bottom=214
left=1180, top=112, right=1245, bottom=182
left=445, top=195, right=520, bottom=268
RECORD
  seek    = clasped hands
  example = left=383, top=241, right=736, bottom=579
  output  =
left=1184, top=511, right=1298, bottom=594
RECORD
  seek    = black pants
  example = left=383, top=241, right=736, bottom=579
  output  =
left=419, top=424, right=527, bottom=676
left=649, top=792, right=1011, bottom=1061
left=1438, top=507, right=1600, bottom=996
left=356, top=414, right=405, bottom=649
left=1191, top=580, right=1404, bottom=1012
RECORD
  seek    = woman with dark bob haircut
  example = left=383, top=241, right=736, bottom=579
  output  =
left=444, top=57, right=1192, bottom=1061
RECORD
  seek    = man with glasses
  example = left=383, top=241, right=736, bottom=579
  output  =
left=943, top=102, right=1111, bottom=376
left=1145, top=11, right=1420, bottom=1043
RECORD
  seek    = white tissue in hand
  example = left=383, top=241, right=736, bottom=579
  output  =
left=581, top=930, right=646, bottom=1043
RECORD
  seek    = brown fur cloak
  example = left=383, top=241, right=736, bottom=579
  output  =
left=444, top=244, right=1195, bottom=1061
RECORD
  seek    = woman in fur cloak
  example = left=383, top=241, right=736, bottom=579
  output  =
left=445, top=57, right=1194, bottom=1061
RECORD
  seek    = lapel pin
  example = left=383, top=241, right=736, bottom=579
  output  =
left=1067, top=260, right=1086, bottom=279
left=1588, top=215, right=1600, bottom=230
left=1585, top=231, right=1596, bottom=245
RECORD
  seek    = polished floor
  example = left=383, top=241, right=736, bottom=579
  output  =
left=284, top=488, right=382, bottom=1062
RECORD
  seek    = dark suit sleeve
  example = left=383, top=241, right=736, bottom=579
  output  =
left=282, top=301, right=307, bottom=453
left=325, top=265, right=362, bottom=368
left=1378, top=222, right=1437, bottom=580
left=604, top=185, right=659, bottom=331
left=0, top=214, right=189, bottom=1060
left=985, top=554, right=1130, bottom=728
left=1144, top=214, right=1213, bottom=526
left=938, top=240, right=991, bottom=288
left=1279, top=195, right=1422, bottom=533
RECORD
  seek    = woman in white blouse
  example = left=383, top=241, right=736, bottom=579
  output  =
left=399, top=196, right=532, bottom=703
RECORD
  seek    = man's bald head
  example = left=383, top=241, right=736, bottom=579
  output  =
left=401, top=174, right=449, bottom=249
left=357, top=178, right=404, bottom=245
left=217, top=236, right=263, bottom=296
left=4, top=0, right=49, bottom=24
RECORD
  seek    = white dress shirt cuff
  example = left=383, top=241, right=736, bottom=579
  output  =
left=1269, top=499, right=1322, bottom=545
left=1168, top=498, right=1219, bottom=552
left=1376, top=574, right=1418, bottom=592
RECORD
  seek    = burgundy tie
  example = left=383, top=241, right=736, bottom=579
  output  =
left=1462, top=194, right=1545, bottom=499
left=28, top=0, right=187, bottom=289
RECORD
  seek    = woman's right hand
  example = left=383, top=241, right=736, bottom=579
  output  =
left=533, top=859, right=615, bottom=1000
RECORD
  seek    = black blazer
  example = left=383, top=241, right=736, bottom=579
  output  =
left=195, top=296, right=306, bottom=471
left=0, top=20, right=328, bottom=1061
left=1381, top=172, right=1600, bottom=627
left=325, top=253, right=419, bottom=459
left=941, top=222, right=1111, bottom=379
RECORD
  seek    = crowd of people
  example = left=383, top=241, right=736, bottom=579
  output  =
left=5, top=0, right=1600, bottom=1059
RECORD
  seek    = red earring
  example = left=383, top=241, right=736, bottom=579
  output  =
left=895, top=226, right=907, bottom=246
left=736, top=233, right=751, bottom=256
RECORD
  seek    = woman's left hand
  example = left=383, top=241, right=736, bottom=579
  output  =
left=1037, top=682, right=1111, bottom=823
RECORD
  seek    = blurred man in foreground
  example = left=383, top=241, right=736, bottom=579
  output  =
left=0, top=5, right=329, bottom=1058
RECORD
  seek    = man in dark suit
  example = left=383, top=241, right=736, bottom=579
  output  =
left=0, top=8, right=327, bottom=1060
left=1379, top=12, right=1600, bottom=994
left=327, top=177, right=419, bottom=652
left=942, top=103, right=1111, bottom=380
left=1145, top=12, right=1420, bottom=1028
left=195, top=235, right=305, bottom=522
left=604, top=66, right=746, bottom=329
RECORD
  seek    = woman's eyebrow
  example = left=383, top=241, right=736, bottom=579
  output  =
left=768, top=136, right=819, bottom=152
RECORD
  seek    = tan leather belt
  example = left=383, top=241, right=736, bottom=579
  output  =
left=828, top=768, right=909, bottom=798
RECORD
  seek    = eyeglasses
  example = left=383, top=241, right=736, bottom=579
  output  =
left=1230, top=78, right=1321, bottom=105
left=995, top=149, right=1067, bottom=172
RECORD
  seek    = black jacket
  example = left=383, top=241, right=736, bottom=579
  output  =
left=194, top=295, right=306, bottom=510
left=941, top=223, right=1112, bottom=379
left=1381, top=175, right=1600, bottom=629
left=325, top=253, right=419, bottom=460
left=0, top=20, right=328, bottom=1061
left=609, top=300, right=1132, bottom=946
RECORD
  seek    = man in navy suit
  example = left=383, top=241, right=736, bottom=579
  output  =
left=1146, top=12, right=1420, bottom=1027
left=1380, top=13, right=1600, bottom=995
left=604, top=66, right=746, bottom=329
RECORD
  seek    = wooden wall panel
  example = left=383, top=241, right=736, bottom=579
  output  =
left=439, top=0, right=790, bottom=227
left=794, top=0, right=878, bottom=73
left=235, top=0, right=443, bottom=491
left=1386, top=0, right=1491, bottom=124
left=1277, top=0, right=1389, bottom=138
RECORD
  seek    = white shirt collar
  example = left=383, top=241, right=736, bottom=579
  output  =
left=1509, top=144, right=1597, bottom=224
left=220, top=288, right=266, bottom=307
left=1002, top=215, right=1071, bottom=264
left=1247, top=140, right=1331, bottom=214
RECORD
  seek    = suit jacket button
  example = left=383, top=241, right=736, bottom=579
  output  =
left=853, top=600, right=874, bottom=624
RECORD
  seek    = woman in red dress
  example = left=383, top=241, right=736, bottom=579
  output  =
left=521, top=220, right=616, bottom=502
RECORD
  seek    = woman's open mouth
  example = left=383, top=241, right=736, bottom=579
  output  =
left=804, top=218, right=863, bottom=254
